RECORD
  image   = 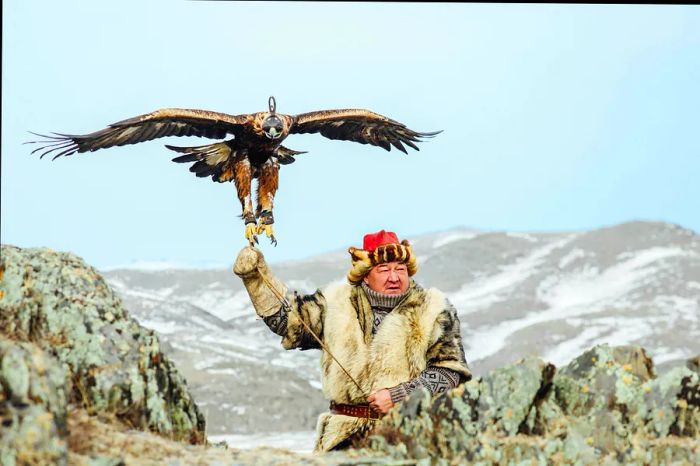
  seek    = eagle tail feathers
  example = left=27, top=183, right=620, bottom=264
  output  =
left=166, top=141, right=238, bottom=183
left=276, top=146, right=307, bottom=165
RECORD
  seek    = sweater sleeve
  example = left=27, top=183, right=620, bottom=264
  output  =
left=262, top=307, right=289, bottom=336
left=388, top=366, right=462, bottom=404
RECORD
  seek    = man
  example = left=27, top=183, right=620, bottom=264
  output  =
left=233, top=230, right=471, bottom=452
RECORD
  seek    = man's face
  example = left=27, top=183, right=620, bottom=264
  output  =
left=363, top=261, right=410, bottom=295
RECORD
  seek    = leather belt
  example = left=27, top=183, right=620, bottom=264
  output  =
left=330, top=401, right=383, bottom=420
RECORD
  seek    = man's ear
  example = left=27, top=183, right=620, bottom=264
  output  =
left=363, top=275, right=369, bottom=285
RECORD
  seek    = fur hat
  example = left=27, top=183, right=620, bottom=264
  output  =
left=347, top=230, right=418, bottom=285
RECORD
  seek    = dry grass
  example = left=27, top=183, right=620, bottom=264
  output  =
left=65, top=409, right=333, bottom=466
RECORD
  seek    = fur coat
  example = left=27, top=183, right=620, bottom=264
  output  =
left=279, top=280, right=471, bottom=452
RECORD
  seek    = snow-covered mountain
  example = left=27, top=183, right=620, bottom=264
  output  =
left=102, top=221, right=700, bottom=435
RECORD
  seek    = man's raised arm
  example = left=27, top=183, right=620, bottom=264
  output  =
left=233, top=246, right=326, bottom=350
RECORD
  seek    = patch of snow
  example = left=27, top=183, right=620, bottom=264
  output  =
left=505, top=232, right=538, bottom=242
left=189, top=315, right=226, bottom=332
left=650, top=348, right=696, bottom=365
left=449, top=236, right=575, bottom=312
left=593, top=316, right=659, bottom=347
left=112, top=287, right=170, bottom=302
left=106, top=277, right=126, bottom=289
left=558, top=248, right=587, bottom=269
left=309, top=379, right=322, bottom=390
left=208, top=368, right=240, bottom=376
left=416, top=254, right=431, bottom=265
left=651, top=296, right=699, bottom=323
left=543, top=326, right=609, bottom=366
left=270, top=357, right=302, bottom=370
left=155, top=286, right=177, bottom=298
left=432, top=231, right=478, bottom=249
left=538, top=247, right=689, bottom=310
left=193, top=355, right=228, bottom=371
left=189, top=289, right=251, bottom=321
left=287, top=280, right=317, bottom=294
left=137, top=320, right=188, bottom=335
left=463, top=298, right=673, bottom=365
left=209, top=431, right=317, bottom=453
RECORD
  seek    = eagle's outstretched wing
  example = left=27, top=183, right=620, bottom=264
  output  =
left=289, top=109, right=441, bottom=154
left=27, top=108, right=249, bottom=160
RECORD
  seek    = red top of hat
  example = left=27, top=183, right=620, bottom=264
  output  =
left=363, top=230, right=400, bottom=252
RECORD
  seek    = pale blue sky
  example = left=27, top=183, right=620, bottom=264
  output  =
left=3, top=2, right=699, bottom=268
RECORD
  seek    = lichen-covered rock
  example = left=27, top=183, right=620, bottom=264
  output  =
left=477, top=354, right=555, bottom=436
left=368, top=344, right=700, bottom=465
left=0, top=245, right=205, bottom=444
left=644, top=365, right=700, bottom=438
left=0, top=338, right=71, bottom=466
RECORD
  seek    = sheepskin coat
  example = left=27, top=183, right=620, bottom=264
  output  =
left=279, top=280, right=471, bottom=452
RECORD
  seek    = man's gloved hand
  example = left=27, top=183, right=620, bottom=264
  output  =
left=233, top=246, right=263, bottom=278
left=233, top=246, right=288, bottom=318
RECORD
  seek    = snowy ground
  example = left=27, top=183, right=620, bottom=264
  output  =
left=208, top=431, right=317, bottom=453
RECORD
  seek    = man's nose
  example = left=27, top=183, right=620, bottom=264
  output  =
left=388, top=269, right=400, bottom=281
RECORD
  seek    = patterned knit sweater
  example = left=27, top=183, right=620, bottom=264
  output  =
left=262, top=282, right=462, bottom=405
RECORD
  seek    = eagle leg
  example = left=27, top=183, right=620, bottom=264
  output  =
left=255, top=161, right=280, bottom=246
left=234, top=159, right=258, bottom=245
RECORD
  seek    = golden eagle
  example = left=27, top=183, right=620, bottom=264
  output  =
left=28, top=97, right=440, bottom=245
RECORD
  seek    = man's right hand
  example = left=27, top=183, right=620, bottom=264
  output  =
left=368, top=389, right=394, bottom=414
left=233, top=245, right=286, bottom=318
left=233, top=246, right=263, bottom=278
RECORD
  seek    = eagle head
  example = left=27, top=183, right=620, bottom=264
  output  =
left=262, top=114, right=284, bottom=140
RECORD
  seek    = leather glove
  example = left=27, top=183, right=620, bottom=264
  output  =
left=233, top=246, right=288, bottom=317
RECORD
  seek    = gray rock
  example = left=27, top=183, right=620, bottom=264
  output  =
left=368, top=344, right=700, bottom=465
left=0, top=245, right=205, bottom=444
left=0, top=338, right=70, bottom=466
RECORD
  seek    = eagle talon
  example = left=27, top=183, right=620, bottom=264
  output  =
left=256, top=222, right=277, bottom=246
left=245, top=223, right=258, bottom=246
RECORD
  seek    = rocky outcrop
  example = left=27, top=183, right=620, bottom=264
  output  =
left=367, top=345, right=700, bottom=464
left=0, top=245, right=206, bottom=465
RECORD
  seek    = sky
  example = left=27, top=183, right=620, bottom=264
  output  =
left=2, top=2, right=699, bottom=269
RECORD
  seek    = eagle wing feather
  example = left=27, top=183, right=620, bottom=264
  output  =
left=289, top=109, right=440, bottom=154
left=27, top=108, right=249, bottom=160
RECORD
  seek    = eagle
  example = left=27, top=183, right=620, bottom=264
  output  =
left=28, top=97, right=440, bottom=245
